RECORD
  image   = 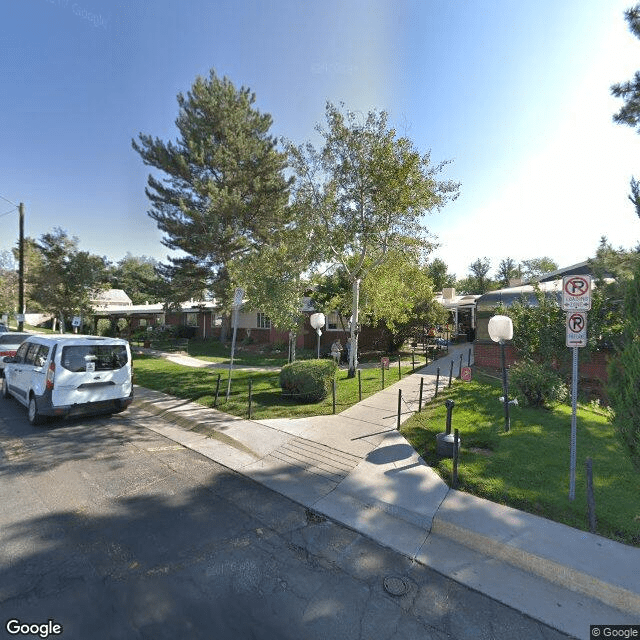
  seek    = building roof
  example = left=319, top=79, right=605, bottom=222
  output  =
left=92, top=289, right=133, bottom=307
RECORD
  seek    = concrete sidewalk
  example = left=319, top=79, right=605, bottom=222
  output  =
left=131, top=343, right=640, bottom=639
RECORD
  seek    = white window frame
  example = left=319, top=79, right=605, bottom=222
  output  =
left=257, top=313, right=271, bottom=329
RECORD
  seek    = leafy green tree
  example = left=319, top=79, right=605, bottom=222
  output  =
left=425, top=258, right=456, bottom=291
left=496, top=285, right=566, bottom=367
left=29, top=228, right=110, bottom=332
left=232, top=207, right=323, bottom=360
left=464, top=257, right=493, bottom=294
left=132, top=69, right=291, bottom=339
left=607, top=259, right=640, bottom=470
left=0, top=250, right=17, bottom=318
left=290, top=102, right=459, bottom=376
left=110, top=254, right=163, bottom=305
left=520, top=257, right=558, bottom=280
left=495, top=257, right=520, bottom=288
left=611, top=3, right=640, bottom=133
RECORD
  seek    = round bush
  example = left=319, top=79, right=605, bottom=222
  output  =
left=510, top=359, right=568, bottom=407
left=279, top=359, right=338, bottom=403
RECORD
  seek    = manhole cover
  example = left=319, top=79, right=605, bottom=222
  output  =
left=383, top=576, right=410, bottom=596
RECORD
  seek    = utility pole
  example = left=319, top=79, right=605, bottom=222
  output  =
left=18, top=203, right=24, bottom=331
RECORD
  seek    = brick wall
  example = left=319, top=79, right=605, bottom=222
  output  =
left=474, top=341, right=611, bottom=387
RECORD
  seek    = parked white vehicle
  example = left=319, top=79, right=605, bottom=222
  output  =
left=1, top=335, right=133, bottom=425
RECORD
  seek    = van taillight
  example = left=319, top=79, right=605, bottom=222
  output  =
left=46, top=361, right=55, bottom=390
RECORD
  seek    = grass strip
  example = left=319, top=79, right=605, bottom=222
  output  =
left=402, top=371, right=640, bottom=547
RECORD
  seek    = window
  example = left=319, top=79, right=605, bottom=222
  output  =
left=15, top=342, right=30, bottom=363
left=156, top=314, right=165, bottom=325
left=185, top=313, right=198, bottom=327
left=327, top=312, right=339, bottom=330
left=257, top=313, right=271, bottom=329
left=61, top=345, right=128, bottom=372
left=138, top=318, right=147, bottom=327
left=34, top=345, right=49, bottom=368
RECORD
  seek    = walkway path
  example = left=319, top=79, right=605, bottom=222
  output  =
left=131, top=342, right=640, bottom=639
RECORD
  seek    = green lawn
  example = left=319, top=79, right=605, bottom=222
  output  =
left=132, top=353, right=415, bottom=419
left=401, top=371, right=640, bottom=547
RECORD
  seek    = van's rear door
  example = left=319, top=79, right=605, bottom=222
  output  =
left=52, top=340, right=132, bottom=407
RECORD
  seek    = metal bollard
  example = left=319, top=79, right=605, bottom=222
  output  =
left=214, top=373, right=221, bottom=407
left=445, top=399, right=455, bottom=435
left=332, top=379, right=337, bottom=414
left=435, top=367, right=440, bottom=398
left=452, top=428, right=460, bottom=489
left=419, top=377, right=424, bottom=412
left=436, top=399, right=458, bottom=457
left=467, top=347, right=472, bottom=367
left=397, top=389, right=402, bottom=430
left=458, top=353, right=463, bottom=378
left=448, top=360, right=454, bottom=387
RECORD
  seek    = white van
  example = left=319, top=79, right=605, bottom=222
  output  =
left=1, top=335, right=133, bottom=425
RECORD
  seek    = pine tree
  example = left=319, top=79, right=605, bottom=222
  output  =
left=132, top=70, right=291, bottom=336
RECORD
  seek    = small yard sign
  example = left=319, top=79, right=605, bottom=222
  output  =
left=461, top=366, right=472, bottom=382
left=381, top=357, right=390, bottom=370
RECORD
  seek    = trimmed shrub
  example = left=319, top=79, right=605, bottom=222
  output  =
left=510, top=359, right=568, bottom=407
left=279, top=359, right=338, bottom=403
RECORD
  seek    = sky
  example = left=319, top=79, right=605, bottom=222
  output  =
left=1, top=0, right=639, bottom=281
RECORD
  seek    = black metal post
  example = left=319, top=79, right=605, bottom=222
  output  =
left=458, top=353, right=463, bottom=378
left=214, top=373, right=221, bottom=407
left=445, top=399, right=455, bottom=435
left=435, top=367, right=440, bottom=398
left=500, top=341, right=510, bottom=432
left=358, top=369, right=362, bottom=402
left=418, top=377, right=424, bottom=412
left=332, top=379, right=336, bottom=414
left=468, top=347, right=472, bottom=367
left=448, top=360, right=454, bottom=388
left=586, top=457, right=597, bottom=533
left=397, top=389, right=402, bottom=430
left=452, top=428, right=460, bottom=489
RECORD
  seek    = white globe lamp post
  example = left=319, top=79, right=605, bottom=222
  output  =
left=310, top=313, right=325, bottom=359
left=488, top=315, right=513, bottom=433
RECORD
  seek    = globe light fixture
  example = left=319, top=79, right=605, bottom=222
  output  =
left=310, top=313, right=325, bottom=359
left=488, top=315, right=513, bottom=432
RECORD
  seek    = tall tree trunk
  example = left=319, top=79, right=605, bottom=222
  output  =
left=348, top=278, right=360, bottom=378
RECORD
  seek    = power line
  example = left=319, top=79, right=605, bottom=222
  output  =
left=0, top=207, right=18, bottom=217
left=0, top=194, right=18, bottom=207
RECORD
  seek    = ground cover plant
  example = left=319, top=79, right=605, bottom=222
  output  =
left=401, top=371, right=640, bottom=547
left=132, top=353, right=415, bottom=419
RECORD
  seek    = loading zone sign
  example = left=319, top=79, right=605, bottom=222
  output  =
left=566, top=311, right=587, bottom=347
left=562, top=275, right=591, bottom=310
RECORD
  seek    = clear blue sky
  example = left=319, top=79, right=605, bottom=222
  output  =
left=1, top=0, right=638, bottom=280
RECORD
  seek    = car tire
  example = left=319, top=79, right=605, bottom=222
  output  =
left=1, top=378, right=11, bottom=400
left=28, top=395, right=44, bottom=425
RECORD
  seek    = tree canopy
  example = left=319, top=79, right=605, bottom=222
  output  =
left=132, top=69, right=291, bottom=324
left=290, top=102, right=459, bottom=374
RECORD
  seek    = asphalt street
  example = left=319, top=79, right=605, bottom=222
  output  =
left=0, top=398, right=571, bottom=640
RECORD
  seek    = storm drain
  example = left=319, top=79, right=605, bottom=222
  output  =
left=383, top=576, right=411, bottom=597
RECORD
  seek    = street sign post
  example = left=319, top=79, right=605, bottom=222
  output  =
left=562, top=275, right=590, bottom=501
